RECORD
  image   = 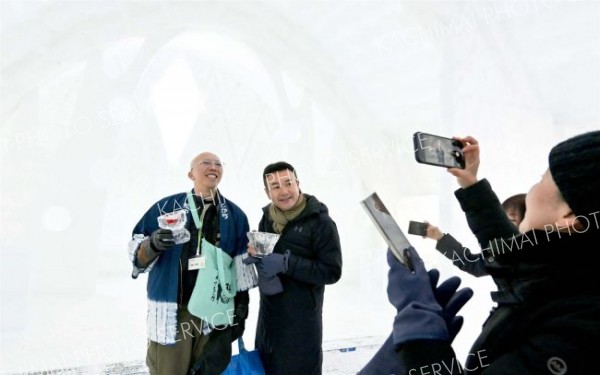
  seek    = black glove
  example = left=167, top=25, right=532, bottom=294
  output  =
left=149, top=228, right=175, bottom=252
left=189, top=327, right=232, bottom=375
left=230, top=292, right=249, bottom=341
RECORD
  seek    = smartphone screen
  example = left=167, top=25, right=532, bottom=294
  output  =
left=413, top=132, right=465, bottom=169
left=408, top=220, right=428, bottom=236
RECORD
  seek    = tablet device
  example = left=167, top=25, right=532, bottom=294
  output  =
left=360, top=192, right=415, bottom=271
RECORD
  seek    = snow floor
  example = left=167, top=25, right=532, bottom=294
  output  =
left=1, top=275, right=392, bottom=375
left=1, top=264, right=490, bottom=374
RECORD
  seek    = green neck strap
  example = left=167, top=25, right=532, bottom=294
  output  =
left=186, top=191, right=203, bottom=230
left=187, top=191, right=212, bottom=255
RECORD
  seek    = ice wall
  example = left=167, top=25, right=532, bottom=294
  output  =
left=1, top=1, right=598, bottom=372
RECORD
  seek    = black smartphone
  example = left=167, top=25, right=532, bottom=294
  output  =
left=408, top=220, right=428, bottom=236
left=413, top=132, right=465, bottom=169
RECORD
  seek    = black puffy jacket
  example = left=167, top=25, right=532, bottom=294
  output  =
left=255, top=194, right=342, bottom=375
left=401, top=179, right=600, bottom=374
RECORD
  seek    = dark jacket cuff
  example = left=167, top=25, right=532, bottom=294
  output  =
left=436, top=233, right=462, bottom=253
left=454, top=179, right=498, bottom=213
left=399, top=340, right=462, bottom=375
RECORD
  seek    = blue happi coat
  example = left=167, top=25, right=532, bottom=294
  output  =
left=128, top=190, right=256, bottom=345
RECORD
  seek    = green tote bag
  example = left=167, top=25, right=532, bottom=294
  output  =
left=188, top=238, right=238, bottom=327
left=185, top=191, right=238, bottom=327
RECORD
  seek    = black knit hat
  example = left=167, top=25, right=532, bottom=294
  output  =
left=549, top=130, right=600, bottom=217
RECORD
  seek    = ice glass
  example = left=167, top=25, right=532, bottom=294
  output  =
left=247, top=231, right=281, bottom=257
left=157, top=210, right=191, bottom=244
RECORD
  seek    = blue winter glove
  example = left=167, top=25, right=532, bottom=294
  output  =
left=242, top=252, right=290, bottom=296
left=359, top=271, right=473, bottom=374
left=427, top=269, right=473, bottom=342
left=387, top=247, right=448, bottom=347
left=257, top=276, right=284, bottom=295
left=256, top=251, right=289, bottom=278
left=242, top=255, right=260, bottom=265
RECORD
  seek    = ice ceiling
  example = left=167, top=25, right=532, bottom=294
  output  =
left=1, top=0, right=598, bottom=372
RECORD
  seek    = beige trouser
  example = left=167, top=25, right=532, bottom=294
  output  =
left=146, top=307, right=209, bottom=375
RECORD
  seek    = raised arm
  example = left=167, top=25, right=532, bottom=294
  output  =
left=447, top=136, right=519, bottom=246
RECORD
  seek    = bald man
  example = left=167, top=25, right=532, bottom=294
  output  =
left=129, top=152, right=256, bottom=375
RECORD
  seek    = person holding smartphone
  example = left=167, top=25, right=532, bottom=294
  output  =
left=419, top=193, right=526, bottom=277
left=363, top=131, right=600, bottom=374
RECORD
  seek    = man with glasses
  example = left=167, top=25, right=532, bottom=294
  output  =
left=128, top=152, right=256, bottom=375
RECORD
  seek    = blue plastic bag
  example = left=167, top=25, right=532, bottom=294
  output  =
left=221, top=337, right=265, bottom=375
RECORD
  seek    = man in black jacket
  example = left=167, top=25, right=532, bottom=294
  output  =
left=362, top=130, right=600, bottom=374
left=246, top=161, right=343, bottom=375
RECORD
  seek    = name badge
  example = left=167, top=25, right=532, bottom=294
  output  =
left=188, top=256, right=205, bottom=271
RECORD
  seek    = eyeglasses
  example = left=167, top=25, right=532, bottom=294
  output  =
left=197, top=159, right=224, bottom=168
